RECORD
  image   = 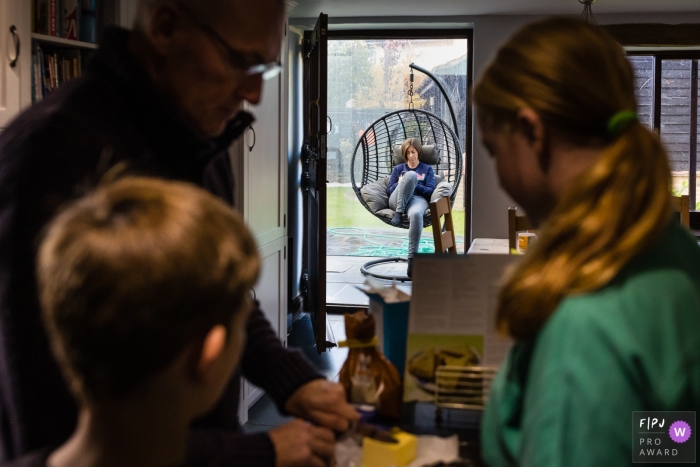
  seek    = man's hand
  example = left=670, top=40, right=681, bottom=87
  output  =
left=268, top=419, right=335, bottom=467
left=284, top=379, right=360, bottom=432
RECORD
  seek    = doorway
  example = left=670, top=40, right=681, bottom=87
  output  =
left=325, top=32, right=472, bottom=307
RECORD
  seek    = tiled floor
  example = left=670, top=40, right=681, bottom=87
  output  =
left=327, top=256, right=413, bottom=307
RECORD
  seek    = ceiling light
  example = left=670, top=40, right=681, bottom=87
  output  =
left=579, top=0, right=598, bottom=26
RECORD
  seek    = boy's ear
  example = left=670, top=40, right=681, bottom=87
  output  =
left=192, top=325, right=228, bottom=382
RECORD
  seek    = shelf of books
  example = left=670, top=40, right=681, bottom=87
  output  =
left=32, top=0, right=100, bottom=102
left=31, top=33, right=99, bottom=50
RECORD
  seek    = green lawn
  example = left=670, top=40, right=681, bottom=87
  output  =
left=326, top=186, right=465, bottom=238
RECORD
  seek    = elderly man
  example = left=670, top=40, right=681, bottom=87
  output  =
left=0, top=1, right=357, bottom=466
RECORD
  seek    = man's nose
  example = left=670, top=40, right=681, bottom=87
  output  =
left=238, top=75, right=264, bottom=105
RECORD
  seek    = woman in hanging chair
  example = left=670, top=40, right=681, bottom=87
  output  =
left=386, top=138, right=436, bottom=277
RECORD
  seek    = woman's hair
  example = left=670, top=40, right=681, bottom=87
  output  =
left=401, top=138, right=423, bottom=162
left=38, top=177, right=260, bottom=402
left=473, top=17, right=672, bottom=340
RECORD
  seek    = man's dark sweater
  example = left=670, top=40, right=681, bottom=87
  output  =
left=0, top=28, right=322, bottom=467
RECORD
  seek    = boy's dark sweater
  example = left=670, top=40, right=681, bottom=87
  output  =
left=0, top=28, right=322, bottom=467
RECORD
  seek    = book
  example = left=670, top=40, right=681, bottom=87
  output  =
left=49, top=0, right=58, bottom=36
left=32, top=45, right=84, bottom=101
left=79, top=11, right=96, bottom=43
left=35, top=0, right=49, bottom=34
left=63, top=0, right=80, bottom=40
left=31, top=52, right=36, bottom=103
left=81, top=0, right=97, bottom=11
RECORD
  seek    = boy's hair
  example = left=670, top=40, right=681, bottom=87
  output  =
left=401, top=138, right=423, bottom=161
left=37, top=177, right=260, bottom=402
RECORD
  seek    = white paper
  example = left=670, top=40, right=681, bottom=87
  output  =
left=409, top=254, right=518, bottom=367
left=335, top=434, right=460, bottom=467
left=407, top=434, right=460, bottom=467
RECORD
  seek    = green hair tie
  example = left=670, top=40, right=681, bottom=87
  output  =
left=607, top=110, right=638, bottom=138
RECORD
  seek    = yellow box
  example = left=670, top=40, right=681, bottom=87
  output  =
left=362, top=429, right=417, bottom=467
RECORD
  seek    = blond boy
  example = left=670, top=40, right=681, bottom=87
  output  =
left=9, top=177, right=260, bottom=467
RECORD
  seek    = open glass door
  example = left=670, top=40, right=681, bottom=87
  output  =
left=301, top=13, right=332, bottom=353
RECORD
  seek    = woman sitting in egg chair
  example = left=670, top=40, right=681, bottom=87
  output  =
left=386, top=138, right=436, bottom=277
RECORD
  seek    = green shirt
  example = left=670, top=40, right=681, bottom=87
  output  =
left=481, top=221, right=700, bottom=466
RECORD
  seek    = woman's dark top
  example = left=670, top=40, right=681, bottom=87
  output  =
left=385, top=162, right=436, bottom=201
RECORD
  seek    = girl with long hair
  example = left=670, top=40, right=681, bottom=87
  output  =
left=474, top=17, right=700, bottom=466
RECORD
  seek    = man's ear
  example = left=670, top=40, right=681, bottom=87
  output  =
left=516, top=108, right=550, bottom=172
left=147, top=3, right=188, bottom=55
left=193, top=325, right=228, bottom=383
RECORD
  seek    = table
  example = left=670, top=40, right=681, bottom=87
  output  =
left=467, top=238, right=509, bottom=255
left=389, top=402, right=485, bottom=466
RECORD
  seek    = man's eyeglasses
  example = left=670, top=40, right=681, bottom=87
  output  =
left=179, top=4, right=281, bottom=81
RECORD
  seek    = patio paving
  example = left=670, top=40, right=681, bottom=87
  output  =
left=325, top=228, right=465, bottom=307
left=327, top=227, right=465, bottom=256
left=326, top=255, right=413, bottom=306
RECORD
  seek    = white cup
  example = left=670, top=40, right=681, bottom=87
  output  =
left=517, top=232, right=537, bottom=253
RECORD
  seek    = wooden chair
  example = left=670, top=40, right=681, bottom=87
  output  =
left=672, top=195, right=690, bottom=228
left=430, top=196, right=457, bottom=253
left=508, top=207, right=534, bottom=253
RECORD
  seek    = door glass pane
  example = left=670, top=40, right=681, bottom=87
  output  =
left=327, top=38, right=468, bottom=258
left=661, top=59, right=692, bottom=200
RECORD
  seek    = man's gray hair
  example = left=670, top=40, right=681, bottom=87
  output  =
left=133, top=0, right=285, bottom=30
left=133, top=0, right=221, bottom=30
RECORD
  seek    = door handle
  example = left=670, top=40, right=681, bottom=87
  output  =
left=9, top=26, right=20, bottom=68
left=247, top=125, right=256, bottom=152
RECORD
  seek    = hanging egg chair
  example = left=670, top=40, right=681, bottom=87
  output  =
left=350, top=64, right=463, bottom=281
left=350, top=108, right=462, bottom=228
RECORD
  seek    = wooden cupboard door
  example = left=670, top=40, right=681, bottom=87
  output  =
left=239, top=237, right=288, bottom=424
left=255, top=237, right=288, bottom=343
left=244, top=19, right=288, bottom=247
left=0, top=0, right=22, bottom=128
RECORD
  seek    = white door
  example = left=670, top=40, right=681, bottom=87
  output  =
left=239, top=237, right=288, bottom=424
left=0, top=0, right=22, bottom=128
left=243, top=73, right=286, bottom=246
left=234, top=18, right=290, bottom=425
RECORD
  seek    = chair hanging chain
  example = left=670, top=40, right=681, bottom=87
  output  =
left=407, top=68, right=415, bottom=110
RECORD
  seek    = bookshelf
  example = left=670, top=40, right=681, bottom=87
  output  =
left=31, top=33, right=99, bottom=50
left=0, top=0, right=135, bottom=128
left=31, top=0, right=115, bottom=102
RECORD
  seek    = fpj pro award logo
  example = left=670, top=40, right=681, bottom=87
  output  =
left=633, top=411, right=695, bottom=463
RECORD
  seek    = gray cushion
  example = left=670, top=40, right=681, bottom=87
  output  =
left=360, top=177, right=389, bottom=213
left=392, top=144, right=439, bottom=166
left=376, top=208, right=395, bottom=222
left=430, top=180, right=453, bottom=203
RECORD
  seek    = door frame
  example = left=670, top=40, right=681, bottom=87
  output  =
left=326, top=28, right=474, bottom=242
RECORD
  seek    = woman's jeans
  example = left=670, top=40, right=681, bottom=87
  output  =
left=389, top=171, right=429, bottom=258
